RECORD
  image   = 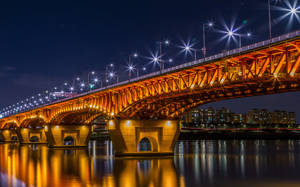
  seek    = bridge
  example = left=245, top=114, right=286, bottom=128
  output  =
left=0, top=30, right=300, bottom=156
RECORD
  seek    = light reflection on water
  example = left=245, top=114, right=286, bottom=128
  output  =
left=1, top=140, right=300, bottom=187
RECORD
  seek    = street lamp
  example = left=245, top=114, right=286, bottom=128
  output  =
left=128, top=52, right=139, bottom=77
left=128, top=53, right=138, bottom=65
left=267, top=0, right=282, bottom=39
left=149, top=54, right=160, bottom=70
left=202, top=22, right=213, bottom=58
left=277, top=1, right=300, bottom=26
left=158, top=40, right=170, bottom=72
left=71, top=77, right=81, bottom=92
left=181, top=41, right=197, bottom=60
left=80, top=82, right=85, bottom=92
left=93, top=77, right=103, bottom=88
left=268, top=0, right=272, bottom=40
left=238, top=32, right=252, bottom=48
left=106, top=64, right=114, bottom=85
left=62, top=82, right=69, bottom=94
left=222, top=28, right=238, bottom=49
left=127, top=64, right=135, bottom=80
left=88, top=71, right=95, bottom=90
left=109, top=71, right=119, bottom=83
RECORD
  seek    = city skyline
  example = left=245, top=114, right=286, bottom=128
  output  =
left=183, top=106, right=297, bottom=125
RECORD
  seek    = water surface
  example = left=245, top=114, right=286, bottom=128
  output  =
left=1, top=140, right=300, bottom=187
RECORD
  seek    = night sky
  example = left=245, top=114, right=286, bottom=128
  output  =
left=0, top=0, right=299, bottom=121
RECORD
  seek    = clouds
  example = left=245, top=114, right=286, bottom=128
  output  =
left=3, top=66, right=16, bottom=71
left=0, top=66, right=16, bottom=77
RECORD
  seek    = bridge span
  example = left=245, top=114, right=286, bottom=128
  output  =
left=0, top=30, right=300, bottom=156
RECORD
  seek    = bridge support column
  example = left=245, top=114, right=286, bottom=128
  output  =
left=108, top=119, right=180, bottom=156
left=47, top=125, right=91, bottom=148
left=0, top=129, right=20, bottom=142
left=19, top=128, right=48, bottom=144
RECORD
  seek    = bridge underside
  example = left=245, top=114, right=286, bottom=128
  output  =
left=122, top=78, right=300, bottom=119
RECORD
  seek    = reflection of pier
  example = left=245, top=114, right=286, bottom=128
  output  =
left=1, top=139, right=300, bottom=186
left=113, top=158, right=184, bottom=187
left=0, top=144, right=94, bottom=187
left=0, top=141, right=186, bottom=187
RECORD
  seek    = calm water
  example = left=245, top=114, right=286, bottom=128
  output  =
left=1, top=140, right=300, bottom=187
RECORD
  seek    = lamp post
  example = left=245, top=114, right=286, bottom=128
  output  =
left=202, top=22, right=213, bottom=58
left=128, top=53, right=138, bottom=66
left=142, top=67, right=147, bottom=75
left=93, top=77, right=102, bottom=88
left=152, top=56, right=159, bottom=69
left=63, top=82, right=69, bottom=94
left=105, top=64, right=114, bottom=86
left=225, top=30, right=236, bottom=50
left=128, top=53, right=138, bottom=77
left=80, top=82, right=85, bottom=92
left=158, top=40, right=170, bottom=72
left=238, top=32, right=252, bottom=48
left=136, top=67, right=140, bottom=77
left=127, top=65, right=135, bottom=81
left=268, top=0, right=272, bottom=40
left=183, top=44, right=197, bottom=61
left=109, top=72, right=119, bottom=84
left=88, top=71, right=95, bottom=91
left=71, top=77, right=79, bottom=92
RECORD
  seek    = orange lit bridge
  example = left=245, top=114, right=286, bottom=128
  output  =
left=1, top=31, right=300, bottom=156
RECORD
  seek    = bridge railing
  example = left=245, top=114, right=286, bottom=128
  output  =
left=2, top=29, right=300, bottom=118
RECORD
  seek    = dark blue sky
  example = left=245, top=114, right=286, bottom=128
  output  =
left=0, top=0, right=299, bottom=121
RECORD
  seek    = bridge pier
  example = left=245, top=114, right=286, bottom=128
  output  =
left=108, top=119, right=180, bottom=156
left=19, top=128, right=48, bottom=144
left=0, top=129, right=20, bottom=142
left=46, top=125, right=91, bottom=148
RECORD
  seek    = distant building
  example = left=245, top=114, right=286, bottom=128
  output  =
left=247, top=109, right=296, bottom=126
left=182, top=107, right=297, bottom=127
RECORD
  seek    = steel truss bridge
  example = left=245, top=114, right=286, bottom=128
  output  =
left=0, top=30, right=299, bottom=156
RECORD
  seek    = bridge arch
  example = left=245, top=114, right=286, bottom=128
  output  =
left=11, top=136, right=18, bottom=141
left=63, top=136, right=75, bottom=146
left=29, top=136, right=40, bottom=143
left=20, top=117, right=46, bottom=129
left=137, top=136, right=159, bottom=152
left=49, top=108, right=107, bottom=126
left=1, top=121, right=19, bottom=130
left=117, top=74, right=300, bottom=119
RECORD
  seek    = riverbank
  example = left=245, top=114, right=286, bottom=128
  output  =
left=179, top=128, right=300, bottom=140
left=88, top=128, right=300, bottom=141
left=2, top=129, right=300, bottom=142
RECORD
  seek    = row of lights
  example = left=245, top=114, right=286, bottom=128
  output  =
left=1, top=1, right=299, bottom=119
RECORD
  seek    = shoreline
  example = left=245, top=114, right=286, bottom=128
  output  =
left=179, top=131, right=300, bottom=140
left=89, top=129, right=300, bottom=141
left=2, top=130, right=300, bottom=143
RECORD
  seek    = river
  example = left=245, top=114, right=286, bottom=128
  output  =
left=1, top=140, right=300, bottom=187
